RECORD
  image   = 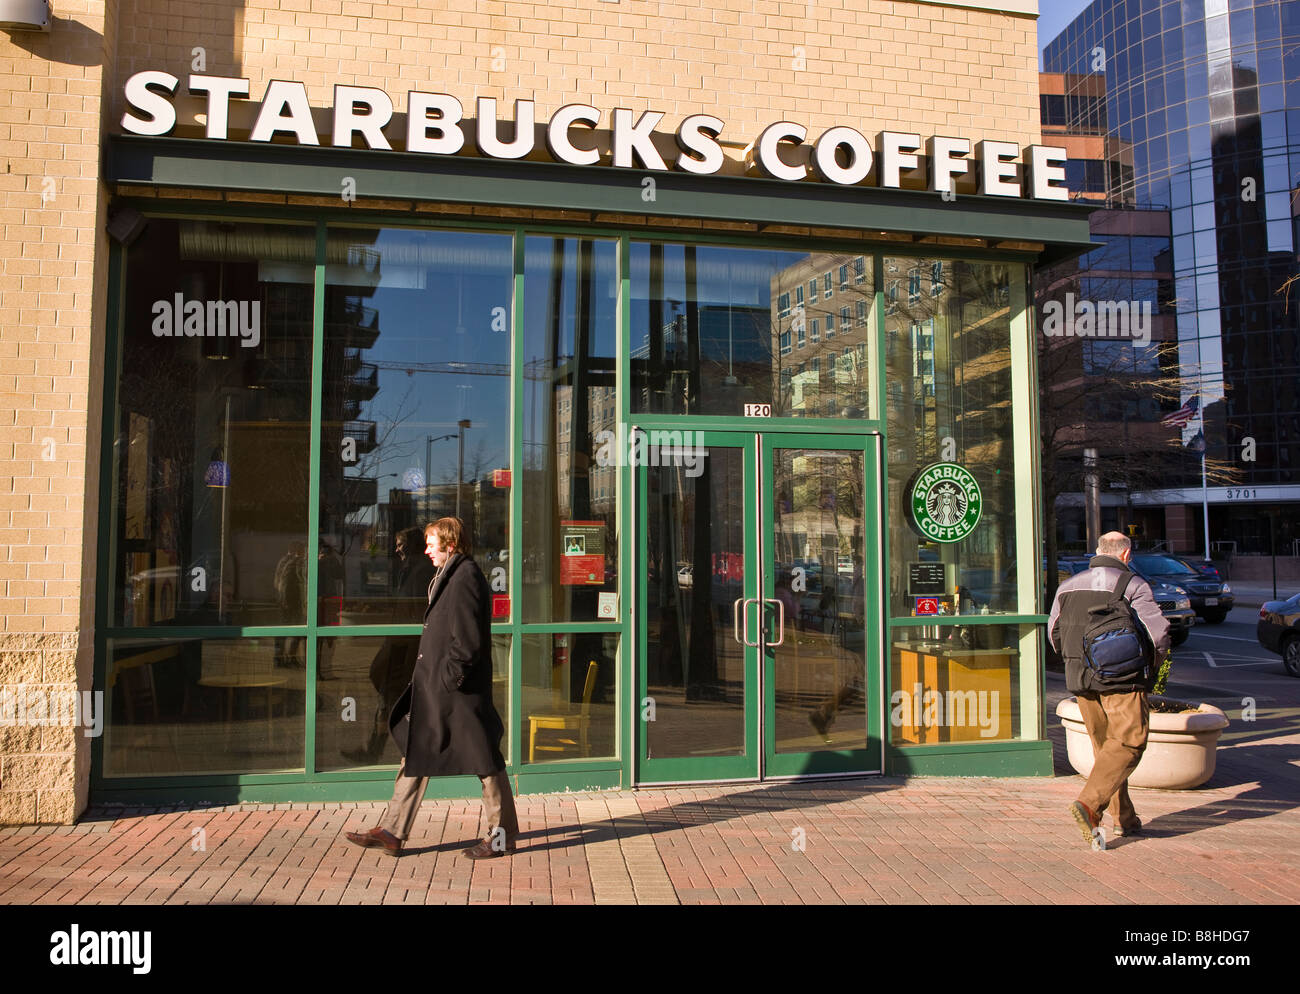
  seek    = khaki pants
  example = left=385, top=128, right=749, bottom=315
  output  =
left=1076, top=690, right=1148, bottom=831
left=379, top=759, right=519, bottom=844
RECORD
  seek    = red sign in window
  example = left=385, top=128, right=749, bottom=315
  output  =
left=492, top=469, right=511, bottom=488
left=492, top=594, right=510, bottom=619
left=915, top=597, right=940, bottom=616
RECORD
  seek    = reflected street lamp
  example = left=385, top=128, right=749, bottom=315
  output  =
left=457, top=419, right=472, bottom=521
left=426, top=432, right=456, bottom=523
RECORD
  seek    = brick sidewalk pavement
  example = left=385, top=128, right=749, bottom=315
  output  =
left=3, top=681, right=1297, bottom=905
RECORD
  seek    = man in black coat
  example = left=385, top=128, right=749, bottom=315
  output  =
left=345, top=517, right=518, bottom=859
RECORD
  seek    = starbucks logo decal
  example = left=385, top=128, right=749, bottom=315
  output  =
left=909, top=462, right=982, bottom=543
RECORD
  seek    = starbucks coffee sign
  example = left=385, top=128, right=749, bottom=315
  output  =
left=118, top=72, right=1071, bottom=200
left=909, top=463, right=982, bottom=543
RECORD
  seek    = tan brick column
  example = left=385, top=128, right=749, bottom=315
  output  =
left=0, top=1, right=118, bottom=824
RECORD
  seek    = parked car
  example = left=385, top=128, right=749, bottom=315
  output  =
left=1143, top=578, right=1195, bottom=648
left=1047, top=557, right=1194, bottom=648
left=1171, top=555, right=1221, bottom=581
left=1257, top=592, right=1300, bottom=677
left=1131, top=553, right=1233, bottom=624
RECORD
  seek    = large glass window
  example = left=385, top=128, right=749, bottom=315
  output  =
left=320, top=227, right=513, bottom=624
left=315, top=633, right=510, bottom=771
left=111, top=219, right=314, bottom=629
left=104, top=636, right=304, bottom=776
left=885, top=258, right=1019, bottom=617
left=521, top=237, right=620, bottom=624
left=521, top=633, right=617, bottom=763
left=888, top=624, right=1032, bottom=746
left=630, top=244, right=874, bottom=419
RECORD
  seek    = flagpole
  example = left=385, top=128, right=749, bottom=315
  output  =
left=1199, top=401, right=1210, bottom=559
left=1201, top=449, right=1210, bottom=559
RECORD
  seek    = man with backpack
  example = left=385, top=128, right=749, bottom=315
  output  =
left=1047, top=532, right=1170, bottom=847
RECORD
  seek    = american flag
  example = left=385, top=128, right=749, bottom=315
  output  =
left=1161, top=394, right=1199, bottom=428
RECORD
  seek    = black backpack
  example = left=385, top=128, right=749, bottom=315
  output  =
left=1080, top=572, right=1152, bottom=688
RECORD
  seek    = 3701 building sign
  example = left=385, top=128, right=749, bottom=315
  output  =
left=907, top=463, right=983, bottom=544
left=120, top=72, right=1071, bottom=201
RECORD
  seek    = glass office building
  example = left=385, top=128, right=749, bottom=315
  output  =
left=1043, top=0, right=1300, bottom=556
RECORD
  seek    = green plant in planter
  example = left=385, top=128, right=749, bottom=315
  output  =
left=1148, top=650, right=1200, bottom=714
left=1151, top=650, right=1174, bottom=696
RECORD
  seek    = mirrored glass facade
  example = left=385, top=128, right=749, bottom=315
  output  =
left=1043, top=0, right=1300, bottom=506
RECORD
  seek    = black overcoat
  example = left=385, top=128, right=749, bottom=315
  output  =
left=388, top=553, right=505, bottom=778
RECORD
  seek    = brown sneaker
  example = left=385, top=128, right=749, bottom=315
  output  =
left=1069, top=801, right=1102, bottom=847
left=1113, top=820, right=1143, bottom=838
left=345, top=826, right=402, bottom=856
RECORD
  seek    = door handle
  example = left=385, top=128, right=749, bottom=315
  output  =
left=764, top=598, right=785, bottom=647
left=733, top=597, right=760, bottom=647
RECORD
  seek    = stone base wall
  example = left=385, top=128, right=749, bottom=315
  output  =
left=0, top=632, right=86, bottom=824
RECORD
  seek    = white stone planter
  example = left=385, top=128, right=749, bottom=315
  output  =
left=1055, top=696, right=1229, bottom=790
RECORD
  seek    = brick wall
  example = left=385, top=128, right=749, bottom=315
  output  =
left=111, top=0, right=1042, bottom=154
left=1, top=0, right=118, bottom=823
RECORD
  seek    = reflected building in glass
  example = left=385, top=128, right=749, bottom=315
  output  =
left=1041, top=0, right=1300, bottom=556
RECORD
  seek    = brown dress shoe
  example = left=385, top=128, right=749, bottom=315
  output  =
left=345, top=826, right=402, bottom=856
left=462, top=837, right=516, bottom=859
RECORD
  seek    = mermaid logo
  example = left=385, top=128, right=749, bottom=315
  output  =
left=909, top=463, right=982, bottom=543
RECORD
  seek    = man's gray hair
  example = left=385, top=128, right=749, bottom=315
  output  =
left=1096, top=531, right=1132, bottom=557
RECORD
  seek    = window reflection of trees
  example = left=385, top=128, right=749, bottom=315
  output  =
left=885, top=259, right=1017, bottom=616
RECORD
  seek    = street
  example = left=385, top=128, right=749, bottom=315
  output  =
left=1163, top=602, right=1300, bottom=715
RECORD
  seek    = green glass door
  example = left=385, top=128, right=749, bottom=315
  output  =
left=637, top=431, right=759, bottom=782
left=762, top=434, right=882, bottom=777
left=636, top=428, right=882, bottom=784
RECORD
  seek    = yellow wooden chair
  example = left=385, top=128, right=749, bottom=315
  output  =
left=528, top=660, right=599, bottom=763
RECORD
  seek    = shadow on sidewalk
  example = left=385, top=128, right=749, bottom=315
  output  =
left=502, top=778, right=908, bottom=855
left=1141, top=764, right=1300, bottom=842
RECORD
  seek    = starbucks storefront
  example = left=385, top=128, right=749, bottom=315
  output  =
left=91, top=122, right=1092, bottom=805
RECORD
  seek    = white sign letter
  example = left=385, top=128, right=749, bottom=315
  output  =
left=878, top=131, right=922, bottom=189
left=333, top=85, right=394, bottom=150
left=928, top=135, right=970, bottom=195
left=250, top=80, right=320, bottom=145
left=812, top=126, right=873, bottom=185
left=188, top=74, right=251, bottom=140
left=675, top=114, right=725, bottom=175
left=545, top=103, right=601, bottom=165
left=407, top=92, right=465, bottom=155
left=612, top=107, right=667, bottom=170
left=750, top=122, right=807, bottom=182
left=476, top=97, right=535, bottom=159
left=1027, top=144, right=1069, bottom=200
left=978, top=140, right=1021, bottom=197
left=122, top=70, right=180, bottom=136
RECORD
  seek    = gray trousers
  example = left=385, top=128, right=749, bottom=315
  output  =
left=379, top=759, right=519, bottom=844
